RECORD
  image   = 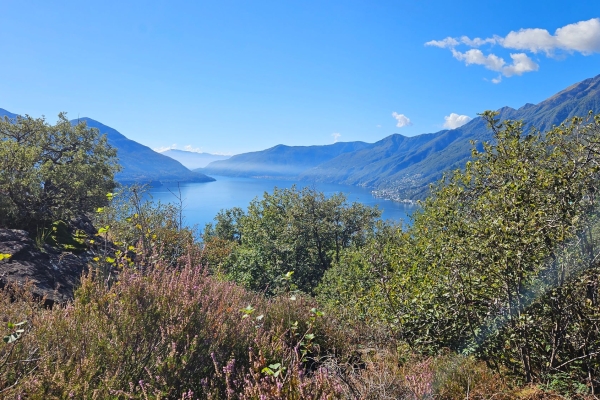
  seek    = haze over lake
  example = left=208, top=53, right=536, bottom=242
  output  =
left=149, top=175, right=416, bottom=230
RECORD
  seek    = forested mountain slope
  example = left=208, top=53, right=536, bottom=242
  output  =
left=198, top=74, right=600, bottom=199
left=77, top=118, right=214, bottom=184
left=301, top=74, right=600, bottom=198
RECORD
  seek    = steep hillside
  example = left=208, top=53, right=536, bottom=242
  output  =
left=0, top=108, right=18, bottom=120
left=0, top=109, right=214, bottom=185
left=195, top=75, right=600, bottom=199
left=200, top=141, right=371, bottom=178
left=300, top=74, right=600, bottom=198
left=75, top=118, right=215, bottom=184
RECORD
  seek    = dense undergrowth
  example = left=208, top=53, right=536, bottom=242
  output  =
left=2, top=112, right=600, bottom=398
left=0, top=261, right=541, bottom=399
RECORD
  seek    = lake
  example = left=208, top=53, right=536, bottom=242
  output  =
left=148, top=175, right=417, bottom=230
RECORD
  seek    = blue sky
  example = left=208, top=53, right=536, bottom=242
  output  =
left=1, top=1, right=599, bottom=155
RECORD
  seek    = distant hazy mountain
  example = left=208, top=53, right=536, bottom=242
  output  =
left=0, top=109, right=214, bottom=185
left=200, top=141, right=371, bottom=178
left=161, top=149, right=231, bottom=170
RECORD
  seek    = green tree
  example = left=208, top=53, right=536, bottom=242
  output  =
left=319, top=112, right=600, bottom=389
left=206, top=186, right=381, bottom=295
left=0, top=113, right=119, bottom=233
left=405, top=112, right=600, bottom=381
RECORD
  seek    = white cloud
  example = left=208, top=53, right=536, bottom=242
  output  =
left=332, top=132, right=342, bottom=143
left=376, top=124, right=382, bottom=128
left=451, top=48, right=505, bottom=71
left=555, top=18, right=600, bottom=54
left=392, top=112, right=412, bottom=128
left=501, top=28, right=556, bottom=54
left=443, top=113, right=472, bottom=129
left=154, top=143, right=178, bottom=152
left=183, top=145, right=204, bottom=153
left=451, top=49, right=538, bottom=77
left=501, top=53, right=539, bottom=76
left=501, top=18, right=600, bottom=55
left=425, top=18, right=600, bottom=82
left=460, top=36, right=497, bottom=47
left=425, top=37, right=459, bottom=48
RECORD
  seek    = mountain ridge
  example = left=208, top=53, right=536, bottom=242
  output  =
left=75, top=117, right=215, bottom=184
left=199, top=141, right=371, bottom=178
left=201, top=74, right=600, bottom=199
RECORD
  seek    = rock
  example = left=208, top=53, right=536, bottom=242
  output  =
left=0, top=229, right=93, bottom=306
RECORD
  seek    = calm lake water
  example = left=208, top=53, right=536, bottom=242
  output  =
left=148, top=176, right=416, bottom=230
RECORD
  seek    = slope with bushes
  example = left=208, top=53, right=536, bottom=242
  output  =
left=3, top=109, right=600, bottom=398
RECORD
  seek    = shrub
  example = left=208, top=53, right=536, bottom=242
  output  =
left=205, top=186, right=381, bottom=295
left=0, top=260, right=354, bottom=398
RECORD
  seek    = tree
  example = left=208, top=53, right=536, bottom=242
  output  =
left=205, top=186, right=381, bottom=295
left=406, top=112, right=600, bottom=381
left=0, top=113, right=119, bottom=233
left=318, top=111, right=600, bottom=389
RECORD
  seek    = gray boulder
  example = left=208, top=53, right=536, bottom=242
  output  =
left=0, top=229, right=92, bottom=305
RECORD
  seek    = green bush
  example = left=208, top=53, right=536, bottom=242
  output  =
left=317, top=112, right=600, bottom=390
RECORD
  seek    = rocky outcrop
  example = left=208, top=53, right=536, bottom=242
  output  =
left=0, top=229, right=93, bottom=305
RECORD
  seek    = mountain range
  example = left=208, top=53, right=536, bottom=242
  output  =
left=3, top=74, right=599, bottom=198
left=160, top=149, right=231, bottom=170
left=199, top=141, right=371, bottom=179
left=0, top=111, right=214, bottom=185
left=200, top=74, right=600, bottom=199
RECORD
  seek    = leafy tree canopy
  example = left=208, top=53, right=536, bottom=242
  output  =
left=204, top=186, right=381, bottom=295
left=0, top=113, right=119, bottom=233
left=319, top=111, right=600, bottom=388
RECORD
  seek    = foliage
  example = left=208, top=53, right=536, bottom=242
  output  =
left=319, top=111, right=600, bottom=392
left=89, top=184, right=200, bottom=284
left=205, top=186, right=381, bottom=295
left=0, top=113, right=118, bottom=233
left=316, top=221, right=408, bottom=333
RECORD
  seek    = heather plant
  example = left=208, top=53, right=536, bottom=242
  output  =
left=1, top=246, right=575, bottom=399
left=0, top=255, right=356, bottom=398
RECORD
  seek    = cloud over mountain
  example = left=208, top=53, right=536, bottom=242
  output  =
left=443, top=113, right=471, bottom=129
left=392, top=112, right=412, bottom=128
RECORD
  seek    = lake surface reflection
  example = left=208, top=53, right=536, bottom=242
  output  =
left=148, top=176, right=416, bottom=230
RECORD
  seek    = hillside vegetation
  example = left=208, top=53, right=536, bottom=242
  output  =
left=1, top=111, right=600, bottom=398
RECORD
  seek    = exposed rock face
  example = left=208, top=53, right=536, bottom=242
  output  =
left=0, top=229, right=92, bottom=305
